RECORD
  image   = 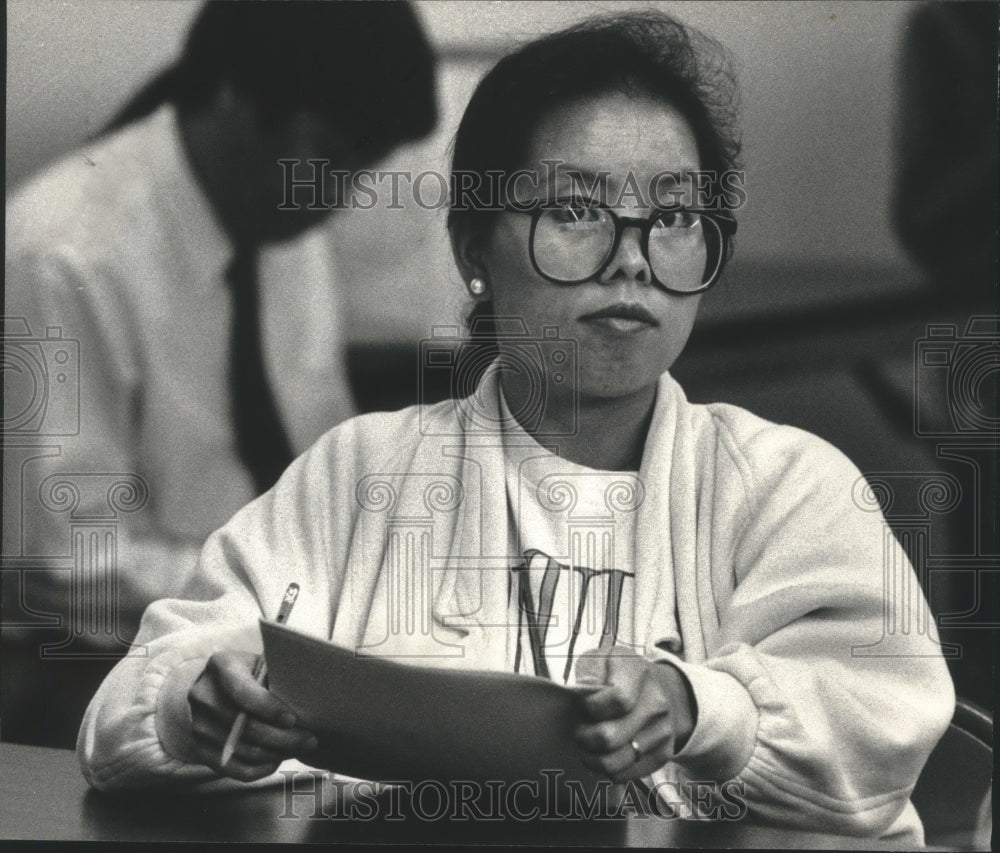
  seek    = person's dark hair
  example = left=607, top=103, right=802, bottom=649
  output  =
left=448, top=11, right=741, bottom=338
left=104, top=0, right=436, bottom=154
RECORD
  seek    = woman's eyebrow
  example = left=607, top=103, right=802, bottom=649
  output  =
left=550, top=164, right=609, bottom=189
left=556, top=164, right=605, bottom=180
left=652, top=169, right=693, bottom=185
left=550, top=164, right=700, bottom=192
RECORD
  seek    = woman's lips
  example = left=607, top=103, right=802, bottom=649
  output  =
left=579, top=303, right=659, bottom=334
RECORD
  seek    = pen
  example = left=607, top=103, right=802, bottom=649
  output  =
left=220, top=582, right=300, bottom=769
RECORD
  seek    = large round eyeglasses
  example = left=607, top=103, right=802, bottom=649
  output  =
left=504, top=198, right=737, bottom=294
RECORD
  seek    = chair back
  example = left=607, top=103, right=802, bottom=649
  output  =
left=911, top=698, right=992, bottom=849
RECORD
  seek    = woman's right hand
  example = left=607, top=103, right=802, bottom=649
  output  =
left=188, top=650, right=319, bottom=782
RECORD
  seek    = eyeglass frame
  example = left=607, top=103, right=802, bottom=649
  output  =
left=501, top=199, right=738, bottom=295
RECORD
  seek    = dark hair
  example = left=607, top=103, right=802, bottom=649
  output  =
left=105, top=0, right=436, bottom=153
left=447, top=11, right=741, bottom=336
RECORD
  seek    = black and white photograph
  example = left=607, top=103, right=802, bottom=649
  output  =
left=2, top=0, right=996, bottom=848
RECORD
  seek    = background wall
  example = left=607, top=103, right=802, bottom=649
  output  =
left=7, top=0, right=921, bottom=342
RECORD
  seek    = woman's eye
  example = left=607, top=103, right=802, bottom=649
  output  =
left=552, top=202, right=603, bottom=227
left=652, top=210, right=700, bottom=233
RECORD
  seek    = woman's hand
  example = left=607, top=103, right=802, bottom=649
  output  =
left=188, top=650, right=319, bottom=782
left=573, top=646, right=696, bottom=782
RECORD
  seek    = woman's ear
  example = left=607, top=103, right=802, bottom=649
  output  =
left=448, top=225, right=490, bottom=297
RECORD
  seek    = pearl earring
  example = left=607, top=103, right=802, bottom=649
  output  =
left=469, top=277, right=486, bottom=295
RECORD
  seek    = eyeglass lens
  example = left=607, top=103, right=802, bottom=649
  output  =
left=532, top=205, right=722, bottom=290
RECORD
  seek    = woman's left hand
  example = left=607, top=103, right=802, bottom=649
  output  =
left=573, top=646, right=696, bottom=782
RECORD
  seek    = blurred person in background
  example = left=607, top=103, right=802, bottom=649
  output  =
left=891, top=0, right=998, bottom=712
left=3, top=0, right=436, bottom=747
left=893, top=1, right=998, bottom=305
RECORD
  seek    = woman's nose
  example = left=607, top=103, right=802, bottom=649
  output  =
left=598, top=225, right=651, bottom=285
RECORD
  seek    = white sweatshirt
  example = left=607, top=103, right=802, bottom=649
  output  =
left=77, top=370, right=954, bottom=844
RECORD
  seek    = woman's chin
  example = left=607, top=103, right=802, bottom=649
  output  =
left=574, top=371, right=662, bottom=406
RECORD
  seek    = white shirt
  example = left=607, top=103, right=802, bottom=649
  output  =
left=4, top=103, right=355, bottom=624
left=500, top=390, right=639, bottom=685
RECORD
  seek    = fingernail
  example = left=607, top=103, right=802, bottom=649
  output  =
left=279, top=712, right=297, bottom=728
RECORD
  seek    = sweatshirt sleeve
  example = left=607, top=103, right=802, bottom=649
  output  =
left=662, top=421, right=955, bottom=836
left=76, top=434, right=342, bottom=791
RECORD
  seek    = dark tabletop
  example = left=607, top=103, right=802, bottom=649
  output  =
left=0, top=742, right=937, bottom=848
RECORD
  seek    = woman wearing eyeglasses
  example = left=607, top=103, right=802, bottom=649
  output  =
left=79, top=12, right=953, bottom=845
